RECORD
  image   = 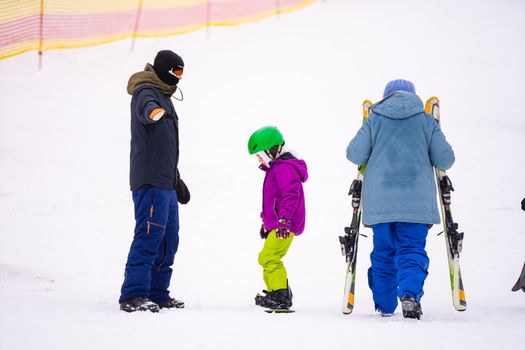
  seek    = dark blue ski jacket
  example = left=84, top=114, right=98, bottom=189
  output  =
left=129, top=85, right=179, bottom=191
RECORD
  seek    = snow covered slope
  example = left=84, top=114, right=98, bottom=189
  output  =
left=0, top=0, right=524, bottom=349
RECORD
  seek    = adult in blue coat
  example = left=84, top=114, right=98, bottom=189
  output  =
left=119, top=50, right=190, bottom=313
left=346, top=79, right=455, bottom=319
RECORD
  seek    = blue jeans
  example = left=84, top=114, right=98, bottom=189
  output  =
left=368, top=222, right=429, bottom=313
left=119, top=187, right=179, bottom=304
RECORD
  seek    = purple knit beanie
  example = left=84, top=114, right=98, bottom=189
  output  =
left=383, top=79, right=416, bottom=98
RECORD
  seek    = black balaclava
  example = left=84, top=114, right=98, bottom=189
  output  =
left=153, top=50, right=184, bottom=86
left=265, top=144, right=284, bottom=160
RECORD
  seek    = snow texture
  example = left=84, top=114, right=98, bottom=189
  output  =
left=1, top=0, right=524, bottom=349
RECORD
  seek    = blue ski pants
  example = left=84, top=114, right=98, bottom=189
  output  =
left=368, top=222, right=429, bottom=313
left=119, top=187, right=180, bottom=304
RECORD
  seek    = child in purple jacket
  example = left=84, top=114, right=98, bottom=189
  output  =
left=247, top=126, right=308, bottom=310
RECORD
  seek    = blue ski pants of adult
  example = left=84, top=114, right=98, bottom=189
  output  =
left=119, top=187, right=179, bottom=304
left=368, top=222, right=429, bottom=313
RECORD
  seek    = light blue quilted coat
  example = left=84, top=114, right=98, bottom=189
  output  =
left=346, top=91, right=455, bottom=225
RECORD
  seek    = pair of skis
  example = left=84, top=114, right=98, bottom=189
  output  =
left=339, top=97, right=467, bottom=314
left=339, top=100, right=372, bottom=314
left=425, top=97, right=467, bottom=311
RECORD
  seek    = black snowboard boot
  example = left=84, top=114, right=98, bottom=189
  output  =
left=401, top=295, right=422, bottom=320
left=255, top=290, right=273, bottom=307
left=158, top=297, right=185, bottom=309
left=269, top=288, right=293, bottom=309
left=255, top=285, right=293, bottom=310
left=120, top=297, right=160, bottom=313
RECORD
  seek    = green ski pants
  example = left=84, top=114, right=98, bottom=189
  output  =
left=258, top=229, right=295, bottom=291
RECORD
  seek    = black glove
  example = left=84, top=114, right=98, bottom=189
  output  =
left=275, top=218, right=291, bottom=239
left=522, top=197, right=525, bottom=211
left=176, top=178, right=190, bottom=204
left=260, top=225, right=269, bottom=239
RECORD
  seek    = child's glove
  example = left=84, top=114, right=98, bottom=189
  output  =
left=275, top=218, right=291, bottom=239
left=260, top=225, right=269, bottom=239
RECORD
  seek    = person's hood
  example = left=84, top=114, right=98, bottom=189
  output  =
left=372, top=91, right=424, bottom=120
left=127, top=63, right=177, bottom=96
left=271, top=157, right=308, bottom=183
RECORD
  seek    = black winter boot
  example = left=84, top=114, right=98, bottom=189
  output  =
left=120, top=297, right=160, bottom=313
left=401, top=295, right=422, bottom=320
left=158, top=297, right=185, bottom=309
left=270, top=288, right=293, bottom=309
left=255, top=290, right=273, bottom=307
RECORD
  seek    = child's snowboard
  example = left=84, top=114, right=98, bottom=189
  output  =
left=264, top=309, right=295, bottom=313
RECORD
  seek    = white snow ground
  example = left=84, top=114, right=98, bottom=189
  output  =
left=1, top=0, right=524, bottom=349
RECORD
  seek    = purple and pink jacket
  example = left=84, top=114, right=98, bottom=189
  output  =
left=260, top=157, right=308, bottom=235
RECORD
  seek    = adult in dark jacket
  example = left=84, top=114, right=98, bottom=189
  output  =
left=119, top=50, right=191, bottom=313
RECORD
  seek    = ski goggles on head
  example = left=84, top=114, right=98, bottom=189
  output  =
left=169, top=67, right=184, bottom=79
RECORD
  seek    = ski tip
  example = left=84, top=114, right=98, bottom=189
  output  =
left=424, top=96, right=440, bottom=113
left=362, top=100, right=373, bottom=119
left=362, top=99, right=373, bottom=108
left=426, top=96, right=440, bottom=104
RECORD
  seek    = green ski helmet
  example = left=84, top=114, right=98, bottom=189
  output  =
left=247, top=126, right=285, bottom=155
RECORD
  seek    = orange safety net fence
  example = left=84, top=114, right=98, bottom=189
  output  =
left=0, top=0, right=316, bottom=60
